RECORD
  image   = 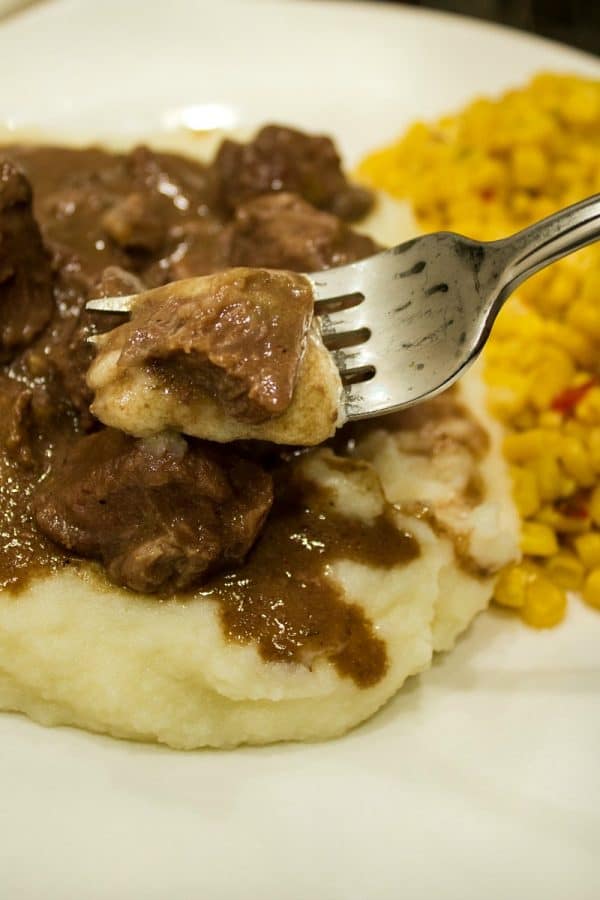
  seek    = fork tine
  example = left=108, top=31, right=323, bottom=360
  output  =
left=306, top=260, right=371, bottom=301
left=85, top=295, right=137, bottom=314
left=343, top=379, right=395, bottom=420
left=317, top=303, right=370, bottom=337
left=333, top=345, right=377, bottom=373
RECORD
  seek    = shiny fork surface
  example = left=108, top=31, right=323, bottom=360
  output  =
left=86, top=193, right=600, bottom=421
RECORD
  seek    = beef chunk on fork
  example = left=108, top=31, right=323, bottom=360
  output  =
left=213, top=125, right=373, bottom=222
left=0, top=160, right=54, bottom=361
left=222, top=193, right=379, bottom=272
left=33, top=429, right=273, bottom=593
left=103, top=267, right=314, bottom=424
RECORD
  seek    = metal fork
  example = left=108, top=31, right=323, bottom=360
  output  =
left=87, top=193, right=600, bottom=421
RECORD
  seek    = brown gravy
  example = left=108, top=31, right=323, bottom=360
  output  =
left=203, top=469, right=419, bottom=687
left=0, top=448, right=68, bottom=592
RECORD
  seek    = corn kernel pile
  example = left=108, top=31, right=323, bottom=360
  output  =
left=358, top=73, right=600, bottom=628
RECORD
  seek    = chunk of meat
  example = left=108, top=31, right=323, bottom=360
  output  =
left=222, top=193, right=379, bottom=272
left=101, top=191, right=166, bottom=252
left=33, top=429, right=273, bottom=593
left=92, top=264, right=146, bottom=300
left=0, top=376, right=37, bottom=467
left=21, top=265, right=142, bottom=433
left=146, top=218, right=228, bottom=284
left=24, top=314, right=97, bottom=431
left=0, top=160, right=54, bottom=361
left=103, top=267, right=315, bottom=423
left=0, top=368, right=79, bottom=471
left=213, top=125, right=373, bottom=221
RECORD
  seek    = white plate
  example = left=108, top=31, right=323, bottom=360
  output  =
left=1, top=2, right=599, bottom=898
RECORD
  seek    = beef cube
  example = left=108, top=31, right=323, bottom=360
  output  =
left=223, top=192, right=378, bottom=272
left=107, top=267, right=314, bottom=423
left=0, top=160, right=54, bottom=361
left=33, top=429, right=273, bottom=593
left=213, top=125, right=373, bottom=221
left=101, top=192, right=167, bottom=253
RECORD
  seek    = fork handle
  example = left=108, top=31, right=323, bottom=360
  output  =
left=495, top=193, right=600, bottom=298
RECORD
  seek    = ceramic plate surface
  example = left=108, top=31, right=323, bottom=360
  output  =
left=0, top=2, right=599, bottom=898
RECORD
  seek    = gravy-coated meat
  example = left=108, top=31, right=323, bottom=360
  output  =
left=213, top=125, right=373, bottom=221
left=0, top=376, right=38, bottom=468
left=0, top=160, right=53, bottom=361
left=33, top=430, right=273, bottom=593
left=224, top=193, right=379, bottom=272
left=101, top=191, right=167, bottom=253
left=110, top=268, right=315, bottom=422
left=92, top=264, right=146, bottom=300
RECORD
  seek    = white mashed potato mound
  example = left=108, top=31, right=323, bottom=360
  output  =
left=0, top=459, right=440, bottom=748
left=0, top=396, right=517, bottom=749
left=0, top=137, right=520, bottom=748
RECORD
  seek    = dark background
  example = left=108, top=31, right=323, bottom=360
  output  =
left=382, top=0, right=600, bottom=55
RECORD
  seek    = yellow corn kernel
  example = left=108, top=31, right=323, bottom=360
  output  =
left=581, top=268, right=600, bottom=306
left=567, top=300, right=600, bottom=340
left=538, top=411, right=562, bottom=429
left=511, top=191, right=535, bottom=219
left=530, top=368, right=574, bottom=412
left=564, top=419, right=588, bottom=442
left=493, top=563, right=533, bottom=609
left=590, top=484, right=600, bottom=526
left=521, top=521, right=559, bottom=556
left=558, top=476, right=578, bottom=499
left=543, top=321, right=596, bottom=368
left=537, top=504, right=591, bottom=534
left=493, top=303, right=542, bottom=341
left=573, top=532, right=600, bottom=571
left=512, top=410, right=537, bottom=432
left=546, top=270, right=577, bottom=310
left=531, top=197, right=558, bottom=223
left=576, top=388, right=600, bottom=426
left=562, top=86, right=600, bottom=125
left=511, top=145, right=549, bottom=189
left=512, top=341, right=546, bottom=371
left=582, top=569, right=600, bottom=610
left=503, top=430, right=557, bottom=463
left=471, top=158, right=505, bottom=191
left=558, top=436, right=596, bottom=488
left=545, top=551, right=584, bottom=591
left=535, top=454, right=563, bottom=502
left=554, top=161, right=579, bottom=187
left=487, top=383, right=529, bottom=420
left=588, top=429, right=600, bottom=472
left=572, top=371, right=597, bottom=389
left=521, top=574, right=567, bottom=628
left=511, top=466, right=540, bottom=517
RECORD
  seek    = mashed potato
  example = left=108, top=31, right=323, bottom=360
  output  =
left=0, top=365, right=518, bottom=748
